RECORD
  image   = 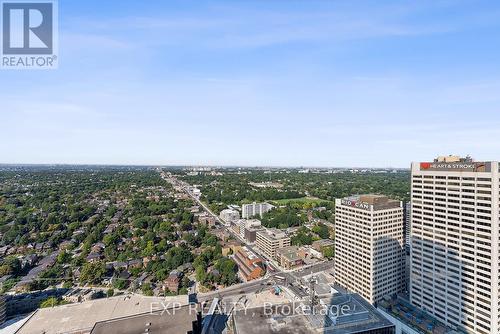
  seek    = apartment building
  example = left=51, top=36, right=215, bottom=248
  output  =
left=244, top=226, right=263, bottom=243
left=234, top=219, right=262, bottom=241
left=335, top=194, right=405, bottom=304
left=410, top=156, right=499, bottom=334
left=219, top=208, right=240, bottom=223
left=255, top=228, right=291, bottom=260
left=230, top=218, right=264, bottom=243
left=241, top=202, right=274, bottom=219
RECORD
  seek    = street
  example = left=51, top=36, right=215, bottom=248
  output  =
left=160, top=171, right=334, bottom=301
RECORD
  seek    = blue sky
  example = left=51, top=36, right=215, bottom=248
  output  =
left=2, top=0, right=500, bottom=167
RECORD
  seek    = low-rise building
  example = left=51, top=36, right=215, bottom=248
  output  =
left=276, top=246, right=304, bottom=270
left=298, top=247, right=323, bottom=262
left=219, top=209, right=240, bottom=224
left=91, top=242, right=106, bottom=253
left=311, top=239, right=335, bottom=252
left=221, top=240, right=242, bottom=257
left=134, top=273, right=151, bottom=287
left=107, top=261, right=127, bottom=270
left=233, top=247, right=265, bottom=282
left=213, top=228, right=230, bottom=241
left=255, top=228, right=291, bottom=260
left=197, top=214, right=216, bottom=228
left=63, top=289, right=101, bottom=303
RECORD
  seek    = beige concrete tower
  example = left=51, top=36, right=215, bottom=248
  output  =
left=410, top=156, right=499, bottom=334
left=335, top=194, right=405, bottom=303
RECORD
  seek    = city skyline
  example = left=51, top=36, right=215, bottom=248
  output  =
left=2, top=0, right=500, bottom=167
left=3, top=0, right=500, bottom=332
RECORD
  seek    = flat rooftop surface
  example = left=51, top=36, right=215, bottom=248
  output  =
left=91, top=308, right=197, bottom=334
left=342, top=194, right=401, bottom=211
left=378, top=297, right=454, bottom=334
left=16, top=294, right=188, bottom=334
left=232, top=304, right=313, bottom=334
left=319, top=294, right=394, bottom=334
left=232, top=294, right=394, bottom=334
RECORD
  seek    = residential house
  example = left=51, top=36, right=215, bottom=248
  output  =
left=163, top=270, right=182, bottom=293
left=86, top=252, right=102, bottom=263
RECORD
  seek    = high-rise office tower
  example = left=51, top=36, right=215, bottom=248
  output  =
left=335, top=194, right=405, bottom=303
left=410, top=156, right=499, bottom=334
left=403, top=201, right=411, bottom=251
left=403, top=201, right=412, bottom=292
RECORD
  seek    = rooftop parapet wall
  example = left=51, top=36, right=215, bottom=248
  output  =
left=339, top=194, right=401, bottom=211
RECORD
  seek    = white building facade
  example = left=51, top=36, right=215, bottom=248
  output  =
left=335, top=194, right=405, bottom=304
left=219, top=209, right=240, bottom=224
left=410, top=156, right=499, bottom=334
left=241, top=202, right=274, bottom=219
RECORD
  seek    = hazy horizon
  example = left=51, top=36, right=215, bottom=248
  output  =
left=3, top=0, right=500, bottom=167
left=0, top=161, right=413, bottom=169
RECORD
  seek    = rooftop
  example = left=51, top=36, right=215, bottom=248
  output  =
left=276, top=246, right=301, bottom=262
left=434, top=155, right=472, bottom=163
left=312, top=239, right=335, bottom=247
left=416, top=156, right=494, bottom=173
left=90, top=307, right=199, bottom=334
left=238, top=246, right=260, bottom=261
left=16, top=294, right=188, bottom=334
left=377, top=296, right=461, bottom=334
left=318, top=293, right=394, bottom=333
left=340, top=194, right=401, bottom=211
left=232, top=303, right=312, bottom=334
left=257, top=228, right=289, bottom=240
left=232, top=293, right=394, bottom=334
